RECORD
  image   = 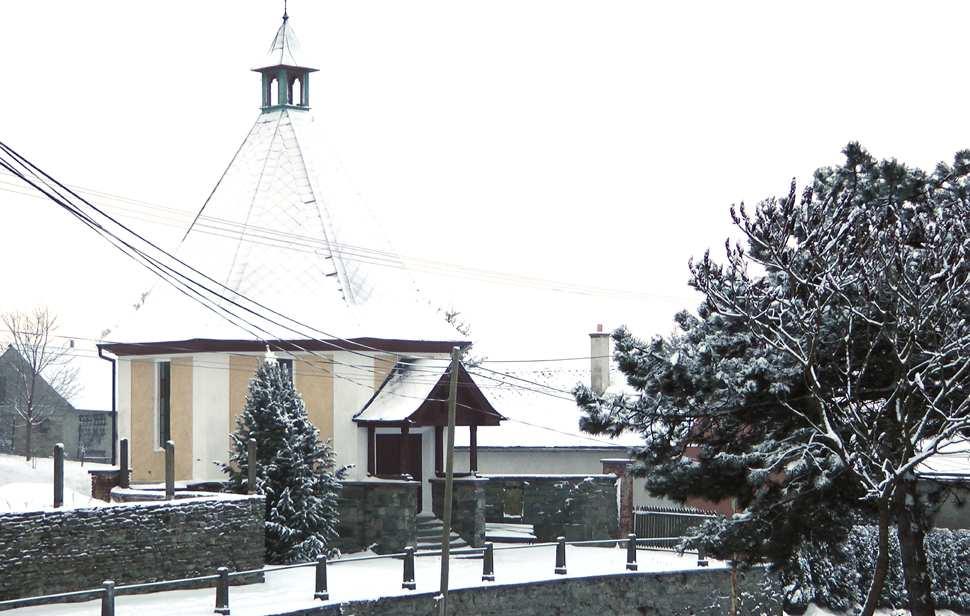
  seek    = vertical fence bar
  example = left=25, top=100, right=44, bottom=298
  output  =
left=164, top=440, right=175, bottom=500
left=100, top=580, right=115, bottom=616
left=314, top=555, right=329, bottom=600
left=402, top=547, right=416, bottom=590
left=554, top=537, right=567, bottom=575
left=119, top=438, right=130, bottom=489
left=626, top=533, right=638, bottom=571
left=247, top=438, right=257, bottom=495
left=214, top=567, right=230, bottom=615
left=481, top=542, right=495, bottom=582
left=53, top=443, right=64, bottom=508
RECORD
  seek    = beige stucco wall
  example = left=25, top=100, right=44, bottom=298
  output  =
left=228, top=353, right=335, bottom=443
left=228, top=354, right=259, bottom=435
left=294, top=355, right=334, bottom=443
left=129, top=357, right=193, bottom=482
left=130, top=360, right=159, bottom=482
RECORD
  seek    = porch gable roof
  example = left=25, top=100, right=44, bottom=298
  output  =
left=353, top=358, right=503, bottom=427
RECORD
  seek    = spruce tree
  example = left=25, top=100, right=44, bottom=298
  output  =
left=222, top=353, right=344, bottom=564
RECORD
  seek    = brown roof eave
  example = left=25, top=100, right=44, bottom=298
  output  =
left=97, top=337, right=472, bottom=357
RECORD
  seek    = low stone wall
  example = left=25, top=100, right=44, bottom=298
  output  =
left=269, top=566, right=779, bottom=616
left=335, top=480, right=418, bottom=554
left=430, top=477, right=486, bottom=547
left=483, top=474, right=618, bottom=542
left=0, top=494, right=265, bottom=602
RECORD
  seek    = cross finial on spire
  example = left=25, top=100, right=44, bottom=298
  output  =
left=283, top=0, right=289, bottom=22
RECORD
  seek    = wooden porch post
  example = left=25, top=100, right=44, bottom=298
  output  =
left=400, top=423, right=410, bottom=479
left=434, top=425, right=443, bottom=474
left=469, top=424, right=478, bottom=473
left=367, top=425, right=375, bottom=476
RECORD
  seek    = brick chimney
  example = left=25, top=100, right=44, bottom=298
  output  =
left=590, top=323, right=610, bottom=395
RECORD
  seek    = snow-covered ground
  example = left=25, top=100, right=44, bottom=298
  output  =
left=801, top=603, right=962, bottom=616
left=0, top=453, right=111, bottom=512
left=4, top=545, right=721, bottom=616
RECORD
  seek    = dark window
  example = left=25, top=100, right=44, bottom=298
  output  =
left=0, top=375, right=5, bottom=403
left=279, top=358, right=294, bottom=383
left=158, top=362, right=171, bottom=448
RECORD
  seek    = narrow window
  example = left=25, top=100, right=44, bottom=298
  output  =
left=157, top=361, right=171, bottom=448
left=279, top=358, right=294, bottom=383
left=0, top=375, right=6, bottom=403
left=292, top=76, right=303, bottom=106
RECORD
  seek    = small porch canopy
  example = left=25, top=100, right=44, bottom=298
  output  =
left=354, top=358, right=503, bottom=474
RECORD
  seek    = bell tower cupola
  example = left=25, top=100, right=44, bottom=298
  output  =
left=253, top=4, right=317, bottom=110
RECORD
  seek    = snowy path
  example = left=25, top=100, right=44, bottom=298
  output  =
left=5, top=546, right=721, bottom=616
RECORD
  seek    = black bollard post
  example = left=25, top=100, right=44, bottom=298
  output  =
left=697, top=546, right=709, bottom=567
left=53, top=443, right=64, bottom=508
left=247, top=438, right=257, bottom=495
left=214, top=567, right=230, bottom=615
left=119, top=438, right=130, bottom=489
left=402, top=546, right=416, bottom=590
left=164, top=440, right=175, bottom=500
left=314, top=555, right=329, bottom=600
left=626, top=533, right=638, bottom=571
left=100, top=580, right=115, bottom=616
left=481, top=542, right=495, bottom=582
left=554, top=537, right=567, bottom=575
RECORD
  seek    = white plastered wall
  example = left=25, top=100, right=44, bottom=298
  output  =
left=333, top=352, right=375, bottom=480
left=117, top=358, right=132, bottom=461
left=192, top=352, right=230, bottom=480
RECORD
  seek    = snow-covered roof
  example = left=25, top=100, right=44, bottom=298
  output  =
left=353, top=358, right=502, bottom=425
left=456, top=364, right=641, bottom=449
left=104, top=107, right=460, bottom=345
left=917, top=439, right=970, bottom=481
left=354, top=358, right=445, bottom=423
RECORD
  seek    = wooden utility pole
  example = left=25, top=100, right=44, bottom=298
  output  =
left=437, top=347, right=461, bottom=616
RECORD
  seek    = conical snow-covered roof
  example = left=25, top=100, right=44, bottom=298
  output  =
left=105, top=16, right=457, bottom=345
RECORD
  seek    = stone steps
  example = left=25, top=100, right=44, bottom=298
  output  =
left=414, top=515, right=471, bottom=553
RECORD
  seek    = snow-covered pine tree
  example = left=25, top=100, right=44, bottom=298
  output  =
left=222, top=351, right=344, bottom=564
left=577, top=144, right=970, bottom=616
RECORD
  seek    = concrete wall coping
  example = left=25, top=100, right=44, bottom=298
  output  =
left=341, top=479, right=420, bottom=488
left=479, top=473, right=617, bottom=481
left=428, top=476, right=490, bottom=484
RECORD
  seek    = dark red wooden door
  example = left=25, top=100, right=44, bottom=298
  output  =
left=375, top=434, right=423, bottom=511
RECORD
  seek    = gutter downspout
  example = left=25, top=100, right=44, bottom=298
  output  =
left=98, top=346, right=117, bottom=466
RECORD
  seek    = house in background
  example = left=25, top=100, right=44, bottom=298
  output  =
left=454, top=326, right=637, bottom=475
left=0, top=346, right=112, bottom=461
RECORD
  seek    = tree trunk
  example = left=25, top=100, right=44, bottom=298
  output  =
left=860, top=497, right=892, bottom=616
left=895, top=479, right=935, bottom=616
left=24, top=421, right=32, bottom=461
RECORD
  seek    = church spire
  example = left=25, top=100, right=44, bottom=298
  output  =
left=253, top=4, right=317, bottom=110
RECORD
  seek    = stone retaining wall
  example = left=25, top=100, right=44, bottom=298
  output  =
left=430, top=477, right=486, bottom=547
left=483, top=474, right=618, bottom=541
left=268, top=566, right=779, bottom=616
left=335, top=480, right=418, bottom=554
left=0, top=494, right=265, bottom=602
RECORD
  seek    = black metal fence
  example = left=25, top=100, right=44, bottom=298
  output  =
left=633, top=505, right=716, bottom=549
left=0, top=536, right=710, bottom=614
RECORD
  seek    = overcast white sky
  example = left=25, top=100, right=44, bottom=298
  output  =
left=2, top=1, right=969, bottom=408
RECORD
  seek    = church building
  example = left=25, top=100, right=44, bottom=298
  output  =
left=97, top=10, right=502, bottom=515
